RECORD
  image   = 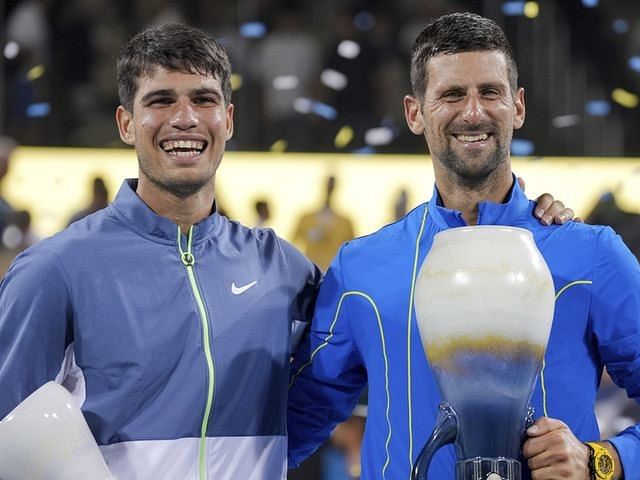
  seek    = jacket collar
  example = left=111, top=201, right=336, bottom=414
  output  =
left=426, top=174, right=530, bottom=228
left=111, top=179, right=221, bottom=243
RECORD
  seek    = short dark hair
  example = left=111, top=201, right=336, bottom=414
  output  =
left=410, top=12, right=518, bottom=101
left=117, top=23, right=232, bottom=112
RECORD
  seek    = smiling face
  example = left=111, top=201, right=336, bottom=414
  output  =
left=404, top=50, right=525, bottom=188
left=116, top=67, right=234, bottom=201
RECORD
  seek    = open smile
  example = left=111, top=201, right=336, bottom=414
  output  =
left=454, top=133, right=490, bottom=143
left=160, top=139, right=208, bottom=158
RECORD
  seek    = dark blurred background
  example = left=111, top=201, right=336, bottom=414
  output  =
left=2, top=0, right=640, bottom=156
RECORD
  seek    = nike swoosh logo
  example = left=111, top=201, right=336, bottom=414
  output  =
left=231, top=280, right=258, bottom=295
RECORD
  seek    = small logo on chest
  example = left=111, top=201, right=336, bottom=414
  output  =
left=231, top=280, right=258, bottom=295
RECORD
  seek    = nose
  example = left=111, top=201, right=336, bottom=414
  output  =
left=169, top=99, right=199, bottom=130
left=460, top=93, right=487, bottom=125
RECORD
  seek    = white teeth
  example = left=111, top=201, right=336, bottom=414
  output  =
left=161, top=140, right=205, bottom=152
left=457, top=133, right=489, bottom=142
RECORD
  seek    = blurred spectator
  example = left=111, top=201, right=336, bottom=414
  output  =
left=255, top=6, right=322, bottom=149
left=64, top=0, right=126, bottom=146
left=49, top=0, right=96, bottom=143
left=5, top=0, right=53, bottom=143
left=331, top=411, right=366, bottom=479
left=6, top=0, right=52, bottom=68
left=596, top=370, right=640, bottom=439
left=67, top=176, right=110, bottom=225
left=136, top=0, right=185, bottom=27
left=585, top=189, right=640, bottom=260
left=2, top=209, right=39, bottom=251
left=254, top=199, right=271, bottom=227
left=318, top=9, right=379, bottom=149
left=392, top=188, right=409, bottom=221
left=0, top=137, right=18, bottom=242
left=292, top=176, right=354, bottom=271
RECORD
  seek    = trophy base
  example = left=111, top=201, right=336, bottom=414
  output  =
left=456, top=457, right=521, bottom=480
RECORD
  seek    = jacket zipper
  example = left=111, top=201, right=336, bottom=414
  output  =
left=178, top=225, right=215, bottom=480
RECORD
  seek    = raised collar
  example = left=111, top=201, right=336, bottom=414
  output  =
left=426, top=174, right=530, bottom=229
left=110, top=179, right=221, bottom=244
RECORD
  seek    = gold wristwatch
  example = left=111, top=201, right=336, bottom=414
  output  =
left=585, top=442, right=615, bottom=480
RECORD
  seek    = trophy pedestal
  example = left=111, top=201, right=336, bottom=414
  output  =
left=456, top=457, right=521, bottom=480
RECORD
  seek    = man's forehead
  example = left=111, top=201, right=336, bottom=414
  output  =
left=426, top=51, right=510, bottom=86
left=138, top=66, right=220, bottom=84
left=135, top=67, right=222, bottom=94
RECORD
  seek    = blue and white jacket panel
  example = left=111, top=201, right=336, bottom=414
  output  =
left=287, top=179, right=640, bottom=480
left=0, top=179, right=321, bottom=480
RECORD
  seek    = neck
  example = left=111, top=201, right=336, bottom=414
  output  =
left=434, top=166, right=514, bottom=225
left=136, top=179, right=215, bottom=234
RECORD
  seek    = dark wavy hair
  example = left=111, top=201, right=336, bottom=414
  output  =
left=117, top=23, right=232, bottom=112
left=410, top=12, right=518, bottom=101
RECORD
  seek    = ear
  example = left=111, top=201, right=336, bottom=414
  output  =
left=115, top=106, right=135, bottom=145
left=225, top=103, right=234, bottom=141
left=513, top=87, right=526, bottom=130
left=403, top=95, right=425, bottom=135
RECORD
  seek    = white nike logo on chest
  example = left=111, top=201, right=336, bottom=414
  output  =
left=231, top=280, right=258, bottom=295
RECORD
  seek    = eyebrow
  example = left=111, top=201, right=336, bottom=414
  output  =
left=436, top=81, right=506, bottom=94
left=140, top=88, right=222, bottom=104
left=191, top=88, right=223, bottom=102
left=140, top=89, right=176, bottom=104
left=477, top=82, right=507, bottom=90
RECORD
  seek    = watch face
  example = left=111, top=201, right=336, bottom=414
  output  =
left=595, top=452, right=614, bottom=476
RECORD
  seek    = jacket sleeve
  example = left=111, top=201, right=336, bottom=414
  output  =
left=589, top=227, right=640, bottom=478
left=287, top=246, right=367, bottom=468
left=0, top=246, right=73, bottom=418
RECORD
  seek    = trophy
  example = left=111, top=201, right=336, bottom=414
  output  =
left=412, top=226, right=555, bottom=480
left=0, top=381, right=117, bottom=480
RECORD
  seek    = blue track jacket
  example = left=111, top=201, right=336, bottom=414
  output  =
left=288, top=179, right=640, bottom=480
left=0, top=179, right=321, bottom=480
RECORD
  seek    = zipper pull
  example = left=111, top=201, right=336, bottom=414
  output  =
left=177, top=225, right=196, bottom=266
left=181, top=251, right=194, bottom=266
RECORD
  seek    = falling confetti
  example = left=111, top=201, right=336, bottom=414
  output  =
left=270, top=140, right=287, bottom=152
left=612, top=88, right=639, bottom=108
left=334, top=126, right=354, bottom=149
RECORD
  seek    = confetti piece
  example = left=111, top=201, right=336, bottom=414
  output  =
left=321, top=69, right=348, bottom=91
left=611, top=88, right=639, bottom=108
left=26, top=102, right=51, bottom=118
left=239, top=22, right=266, bottom=39
left=3, top=41, right=19, bottom=60
left=511, top=139, right=534, bottom=156
left=270, top=140, right=287, bottom=152
left=337, top=40, right=360, bottom=59
left=26, top=65, right=45, bottom=81
left=365, top=127, right=394, bottom=146
left=273, top=76, right=299, bottom=90
left=335, top=126, right=354, bottom=149
left=231, top=73, right=243, bottom=91
left=552, top=114, right=580, bottom=128
left=524, top=2, right=539, bottom=18
left=502, top=1, right=525, bottom=16
left=585, top=100, right=611, bottom=116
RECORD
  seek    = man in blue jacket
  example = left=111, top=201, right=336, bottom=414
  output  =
left=0, top=24, right=322, bottom=480
left=288, top=13, right=640, bottom=480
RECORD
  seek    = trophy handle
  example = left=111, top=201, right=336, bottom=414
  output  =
left=412, top=402, right=458, bottom=480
